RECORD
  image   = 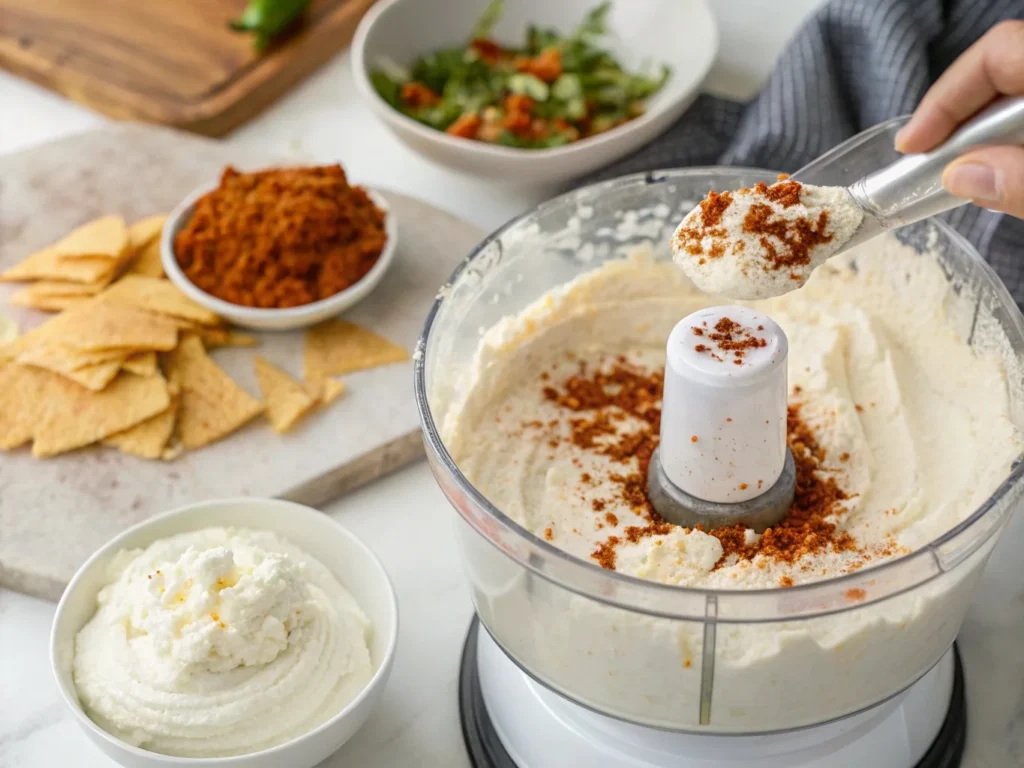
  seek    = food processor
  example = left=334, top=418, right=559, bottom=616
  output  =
left=413, top=119, right=1024, bottom=767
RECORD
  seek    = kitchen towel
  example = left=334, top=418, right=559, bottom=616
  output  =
left=582, top=0, right=1024, bottom=305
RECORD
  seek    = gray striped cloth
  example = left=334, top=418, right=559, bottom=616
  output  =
left=583, top=0, right=1024, bottom=305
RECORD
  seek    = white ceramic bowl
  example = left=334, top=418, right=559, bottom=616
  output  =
left=162, top=184, right=398, bottom=331
left=50, top=498, right=399, bottom=768
left=352, top=0, right=718, bottom=185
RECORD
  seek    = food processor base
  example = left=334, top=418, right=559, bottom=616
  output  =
left=459, top=617, right=966, bottom=768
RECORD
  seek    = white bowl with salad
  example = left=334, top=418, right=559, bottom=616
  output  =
left=352, top=0, right=718, bottom=184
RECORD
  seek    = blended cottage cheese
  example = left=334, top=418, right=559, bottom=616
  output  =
left=671, top=179, right=864, bottom=300
left=73, top=528, right=373, bottom=757
left=444, top=242, right=1021, bottom=588
left=439, top=233, right=1023, bottom=730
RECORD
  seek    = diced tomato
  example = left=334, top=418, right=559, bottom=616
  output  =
left=470, top=38, right=504, bottom=65
left=503, top=94, right=535, bottom=115
left=501, top=110, right=532, bottom=135
left=530, top=47, right=562, bottom=83
left=401, top=82, right=440, bottom=108
left=446, top=113, right=483, bottom=139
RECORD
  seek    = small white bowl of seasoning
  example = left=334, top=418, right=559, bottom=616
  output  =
left=162, top=166, right=398, bottom=332
left=51, top=498, right=398, bottom=768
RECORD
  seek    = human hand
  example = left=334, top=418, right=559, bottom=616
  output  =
left=895, top=20, right=1024, bottom=219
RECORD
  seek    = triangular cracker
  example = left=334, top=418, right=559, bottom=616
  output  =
left=8, top=290, right=92, bottom=312
left=303, top=376, right=347, bottom=405
left=163, top=335, right=263, bottom=449
left=253, top=357, right=317, bottom=433
left=49, top=301, right=178, bottom=351
left=53, top=215, right=128, bottom=259
left=122, top=351, right=158, bottom=377
left=17, top=344, right=125, bottom=391
left=103, top=394, right=178, bottom=459
left=32, top=370, right=171, bottom=457
left=100, top=275, right=220, bottom=326
left=128, top=215, right=166, bottom=252
left=304, top=320, right=408, bottom=380
left=0, top=246, right=118, bottom=284
left=0, top=363, right=40, bottom=449
left=127, top=238, right=165, bottom=278
left=11, top=281, right=104, bottom=299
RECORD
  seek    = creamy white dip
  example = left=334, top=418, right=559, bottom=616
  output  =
left=73, top=528, right=373, bottom=757
left=445, top=242, right=1021, bottom=588
left=672, top=180, right=864, bottom=300
left=438, top=234, right=1023, bottom=730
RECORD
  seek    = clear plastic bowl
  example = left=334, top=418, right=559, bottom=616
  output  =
left=414, top=123, right=1024, bottom=734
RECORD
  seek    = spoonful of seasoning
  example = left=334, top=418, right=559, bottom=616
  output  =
left=672, top=95, right=1024, bottom=300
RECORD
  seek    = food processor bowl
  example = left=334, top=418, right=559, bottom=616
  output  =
left=414, top=160, right=1024, bottom=733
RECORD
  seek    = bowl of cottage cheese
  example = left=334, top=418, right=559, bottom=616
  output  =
left=50, top=498, right=398, bottom=767
left=415, top=167, right=1024, bottom=732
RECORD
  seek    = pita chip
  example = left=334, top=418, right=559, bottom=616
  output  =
left=16, top=344, right=124, bottom=390
left=253, top=357, right=317, bottom=433
left=53, top=215, right=129, bottom=259
left=128, top=215, right=167, bottom=252
left=164, top=335, right=263, bottom=449
left=32, top=371, right=171, bottom=457
left=127, top=238, right=165, bottom=278
left=0, top=363, right=42, bottom=449
left=11, top=281, right=104, bottom=299
left=304, top=320, right=408, bottom=380
left=8, top=289, right=92, bottom=312
left=0, top=315, right=17, bottom=345
left=100, top=275, right=220, bottom=325
left=104, top=395, right=178, bottom=459
left=304, top=376, right=346, bottom=405
left=51, top=301, right=178, bottom=351
left=0, top=246, right=118, bottom=284
left=122, top=351, right=158, bottom=377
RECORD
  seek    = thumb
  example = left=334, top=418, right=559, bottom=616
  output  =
left=942, top=145, right=1024, bottom=220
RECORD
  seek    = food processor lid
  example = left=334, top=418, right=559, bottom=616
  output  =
left=413, top=165, right=1024, bottom=624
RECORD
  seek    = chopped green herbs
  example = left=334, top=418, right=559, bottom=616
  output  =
left=369, top=1, right=670, bottom=149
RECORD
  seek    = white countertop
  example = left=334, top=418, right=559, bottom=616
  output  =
left=5, top=3, right=1023, bottom=766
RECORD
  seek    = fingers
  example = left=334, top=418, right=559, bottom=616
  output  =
left=943, top=145, right=1024, bottom=219
left=895, top=20, right=1024, bottom=153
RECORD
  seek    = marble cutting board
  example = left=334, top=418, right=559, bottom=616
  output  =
left=0, top=124, right=484, bottom=601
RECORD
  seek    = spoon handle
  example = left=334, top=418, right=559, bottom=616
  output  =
left=847, top=96, right=1024, bottom=229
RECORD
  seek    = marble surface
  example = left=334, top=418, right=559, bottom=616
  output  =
left=0, top=126, right=483, bottom=601
left=0, top=463, right=476, bottom=768
left=5, top=2, right=1023, bottom=766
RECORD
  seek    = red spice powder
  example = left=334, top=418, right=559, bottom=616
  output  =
left=540, top=364, right=857, bottom=571
left=175, top=165, right=387, bottom=309
left=698, top=190, right=734, bottom=228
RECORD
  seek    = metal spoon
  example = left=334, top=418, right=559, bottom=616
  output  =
left=793, top=96, right=1024, bottom=256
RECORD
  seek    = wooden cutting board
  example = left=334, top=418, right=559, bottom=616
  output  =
left=0, top=124, right=483, bottom=602
left=0, top=0, right=376, bottom=136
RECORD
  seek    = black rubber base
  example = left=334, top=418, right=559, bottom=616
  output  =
left=459, top=617, right=967, bottom=768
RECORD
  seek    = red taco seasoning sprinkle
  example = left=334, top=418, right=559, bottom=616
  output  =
left=671, top=179, right=865, bottom=300
left=692, top=316, right=769, bottom=364
left=539, top=363, right=870, bottom=573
